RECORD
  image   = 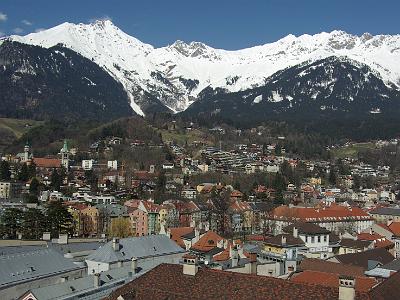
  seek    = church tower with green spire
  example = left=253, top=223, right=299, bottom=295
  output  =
left=60, top=139, right=70, bottom=169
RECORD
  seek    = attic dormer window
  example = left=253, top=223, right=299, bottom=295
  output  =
left=208, top=240, right=214, bottom=245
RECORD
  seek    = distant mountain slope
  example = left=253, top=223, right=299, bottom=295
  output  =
left=0, top=41, right=133, bottom=121
left=183, top=56, right=400, bottom=135
left=10, top=20, right=400, bottom=115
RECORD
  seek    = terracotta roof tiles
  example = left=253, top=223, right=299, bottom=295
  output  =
left=291, top=271, right=377, bottom=292
left=106, top=263, right=371, bottom=300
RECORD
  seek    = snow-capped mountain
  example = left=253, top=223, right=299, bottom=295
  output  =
left=0, top=41, right=132, bottom=121
left=184, top=56, right=400, bottom=122
left=8, top=20, right=400, bottom=115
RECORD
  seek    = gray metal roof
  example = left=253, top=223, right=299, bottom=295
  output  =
left=0, top=245, right=46, bottom=255
left=370, top=207, right=400, bottom=216
left=0, top=248, right=84, bottom=289
left=49, top=241, right=105, bottom=255
left=86, top=235, right=185, bottom=263
left=29, top=266, right=134, bottom=300
left=28, top=256, right=181, bottom=300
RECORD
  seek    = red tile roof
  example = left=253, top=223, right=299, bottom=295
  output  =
left=299, top=258, right=365, bottom=277
left=191, top=231, right=224, bottom=253
left=388, top=222, right=400, bottom=236
left=292, top=271, right=377, bottom=292
left=357, top=233, right=384, bottom=241
left=271, top=204, right=372, bottom=222
left=357, top=233, right=394, bottom=249
left=33, top=157, right=61, bottom=168
left=170, top=227, right=194, bottom=248
left=141, top=201, right=160, bottom=213
left=106, top=263, right=371, bottom=300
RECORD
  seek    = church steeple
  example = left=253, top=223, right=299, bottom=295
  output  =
left=23, top=142, right=30, bottom=162
left=60, top=139, right=70, bottom=169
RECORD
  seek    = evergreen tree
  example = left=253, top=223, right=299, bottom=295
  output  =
left=18, top=163, right=29, bottom=181
left=21, top=208, right=46, bottom=239
left=29, top=177, right=40, bottom=196
left=85, top=170, right=98, bottom=192
left=273, top=173, right=286, bottom=191
left=328, top=170, right=337, bottom=186
left=45, top=201, right=74, bottom=237
left=0, top=208, right=23, bottom=238
left=50, top=169, right=62, bottom=190
left=28, top=162, right=37, bottom=179
left=274, top=189, right=285, bottom=206
left=0, top=160, right=11, bottom=181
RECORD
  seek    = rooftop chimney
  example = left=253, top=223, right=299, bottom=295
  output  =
left=131, top=257, right=138, bottom=274
left=293, top=226, right=298, bottom=238
left=231, top=246, right=239, bottom=268
left=281, top=236, right=287, bottom=245
left=112, top=237, right=120, bottom=251
left=338, top=275, right=356, bottom=300
left=182, top=254, right=199, bottom=276
left=118, top=260, right=123, bottom=268
left=94, top=273, right=101, bottom=288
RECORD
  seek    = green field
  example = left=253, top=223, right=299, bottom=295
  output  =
left=330, top=142, right=375, bottom=159
left=0, top=118, right=43, bottom=151
left=0, top=118, right=43, bottom=138
left=159, top=128, right=214, bottom=146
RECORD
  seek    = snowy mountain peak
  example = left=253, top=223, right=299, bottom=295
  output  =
left=8, top=22, right=400, bottom=116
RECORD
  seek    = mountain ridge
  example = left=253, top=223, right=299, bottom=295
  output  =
left=6, top=20, right=400, bottom=115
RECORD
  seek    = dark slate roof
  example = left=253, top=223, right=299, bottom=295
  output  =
left=249, top=202, right=271, bottom=212
left=368, top=270, right=400, bottom=300
left=105, top=263, right=371, bottom=300
left=370, top=207, right=400, bottom=217
left=333, top=248, right=395, bottom=270
left=181, top=231, right=196, bottom=240
left=86, top=235, right=185, bottom=264
left=340, top=239, right=373, bottom=249
left=329, top=233, right=341, bottom=244
left=264, top=234, right=305, bottom=247
left=0, top=248, right=84, bottom=288
left=380, top=258, right=400, bottom=271
left=284, top=222, right=330, bottom=235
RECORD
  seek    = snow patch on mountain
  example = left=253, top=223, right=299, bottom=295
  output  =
left=10, top=21, right=400, bottom=115
left=253, top=95, right=263, bottom=104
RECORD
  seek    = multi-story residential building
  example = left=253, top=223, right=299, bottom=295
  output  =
left=258, top=232, right=304, bottom=276
left=0, top=181, right=21, bottom=199
left=181, top=185, right=197, bottom=199
left=81, top=206, right=100, bottom=237
left=269, top=204, right=373, bottom=234
left=370, top=207, right=400, bottom=223
left=139, top=201, right=160, bottom=235
left=158, top=203, right=179, bottom=231
left=96, top=204, right=130, bottom=235
left=228, top=201, right=252, bottom=233
left=283, top=223, right=336, bottom=259
left=65, top=202, right=89, bottom=237
left=130, top=205, right=148, bottom=236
